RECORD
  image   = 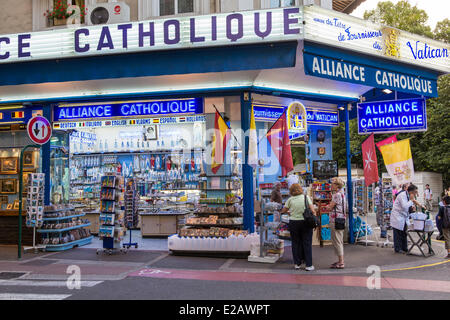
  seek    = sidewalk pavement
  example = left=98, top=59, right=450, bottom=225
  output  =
left=0, top=229, right=447, bottom=281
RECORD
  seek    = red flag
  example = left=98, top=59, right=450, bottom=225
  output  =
left=266, top=111, right=294, bottom=177
left=362, top=133, right=379, bottom=186
left=376, top=134, right=397, bottom=150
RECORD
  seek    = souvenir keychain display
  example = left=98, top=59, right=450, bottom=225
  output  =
left=25, top=173, right=45, bottom=228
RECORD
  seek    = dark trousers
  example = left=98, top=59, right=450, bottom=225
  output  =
left=436, top=215, right=443, bottom=236
left=288, top=220, right=313, bottom=267
left=393, top=226, right=408, bottom=252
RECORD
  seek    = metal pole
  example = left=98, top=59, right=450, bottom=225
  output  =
left=18, top=144, right=41, bottom=259
left=344, top=104, right=354, bottom=244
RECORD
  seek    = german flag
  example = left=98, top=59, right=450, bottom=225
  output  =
left=211, top=110, right=231, bottom=174
left=53, top=123, right=60, bottom=129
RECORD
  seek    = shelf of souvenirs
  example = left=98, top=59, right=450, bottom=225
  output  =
left=71, top=148, right=205, bottom=157
left=178, top=227, right=248, bottom=238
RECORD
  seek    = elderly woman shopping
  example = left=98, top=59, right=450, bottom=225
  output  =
left=325, top=177, right=347, bottom=269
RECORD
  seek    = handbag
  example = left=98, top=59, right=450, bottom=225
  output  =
left=334, top=193, right=346, bottom=230
left=303, top=194, right=319, bottom=229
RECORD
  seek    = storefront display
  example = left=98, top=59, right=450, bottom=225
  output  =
left=98, top=174, right=125, bottom=252
left=312, top=182, right=332, bottom=245
left=38, top=204, right=92, bottom=251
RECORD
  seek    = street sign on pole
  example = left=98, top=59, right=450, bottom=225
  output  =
left=27, top=116, right=52, bottom=145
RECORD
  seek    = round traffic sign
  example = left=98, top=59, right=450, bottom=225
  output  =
left=27, top=116, right=52, bottom=145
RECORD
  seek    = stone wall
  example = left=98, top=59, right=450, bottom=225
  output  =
left=0, top=0, right=33, bottom=34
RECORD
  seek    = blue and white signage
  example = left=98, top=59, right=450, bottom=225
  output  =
left=303, top=53, right=438, bottom=97
left=54, top=98, right=203, bottom=121
left=357, top=98, right=427, bottom=134
left=253, top=104, right=339, bottom=126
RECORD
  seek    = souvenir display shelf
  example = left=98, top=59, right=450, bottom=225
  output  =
left=354, top=179, right=365, bottom=215
left=97, top=173, right=126, bottom=254
left=312, top=181, right=332, bottom=246
left=259, top=182, right=289, bottom=205
left=38, top=205, right=93, bottom=251
left=382, top=177, right=393, bottom=230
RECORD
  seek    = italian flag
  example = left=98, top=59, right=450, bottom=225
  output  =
left=379, top=139, right=415, bottom=186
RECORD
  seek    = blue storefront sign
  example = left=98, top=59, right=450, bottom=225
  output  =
left=253, top=104, right=339, bottom=126
left=357, top=98, right=427, bottom=134
left=53, top=98, right=203, bottom=121
left=303, top=53, right=438, bottom=97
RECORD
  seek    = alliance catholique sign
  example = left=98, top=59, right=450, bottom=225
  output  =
left=357, top=98, right=427, bottom=134
left=253, top=104, right=339, bottom=126
left=53, top=98, right=204, bottom=121
left=0, top=7, right=302, bottom=64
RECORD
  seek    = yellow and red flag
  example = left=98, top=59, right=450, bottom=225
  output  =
left=211, top=110, right=231, bottom=174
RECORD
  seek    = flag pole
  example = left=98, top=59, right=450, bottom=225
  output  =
left=257, top=109, right=287, bottom=146
left=213, top=105, right=242, bottom=149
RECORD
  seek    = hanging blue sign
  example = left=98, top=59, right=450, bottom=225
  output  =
left=303, top=53, right=438, bottom=97
left=357, top=98, right=427, bottom=134
left=253, top=105, right=339, bottom=126
left=53, top=98, right=204, bottom=121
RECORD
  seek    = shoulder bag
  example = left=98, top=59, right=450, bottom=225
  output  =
left=303, top=194, right=319, bottom=229
left=334, top=193, right=346, bottom=230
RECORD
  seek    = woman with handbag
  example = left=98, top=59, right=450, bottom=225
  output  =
left=326, top=177, right=347, bottom=269
left=280, top=183, right=317, bottom=271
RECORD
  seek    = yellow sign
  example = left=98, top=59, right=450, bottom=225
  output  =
left=383, top=27, right=401, bottom=59
left=286, top=101, right=307, bottom=134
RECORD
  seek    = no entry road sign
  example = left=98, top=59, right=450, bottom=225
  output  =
left=27, top=116, right=52, bottom=145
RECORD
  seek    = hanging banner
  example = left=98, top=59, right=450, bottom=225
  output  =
left=357, top=98, right=427, bottom=134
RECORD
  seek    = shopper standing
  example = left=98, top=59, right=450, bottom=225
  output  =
left=436, top=192, right=446, bottom=241
left=390, top=184, right=422, bottom=253
left=280, top=183, right=317, bottom=271
left=270, top=183, right=283, bottom=205
left=424, top=184, right=433, bottom=212
left=437, top=196, right=450, bottom=259
left=325, top=177, right=347, bottom=269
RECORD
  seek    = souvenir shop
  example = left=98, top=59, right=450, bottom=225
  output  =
left=0, top=5, right=447, bottom=256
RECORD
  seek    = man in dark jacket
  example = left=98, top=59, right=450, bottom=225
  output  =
left=437, top=196, right=450, bottom=259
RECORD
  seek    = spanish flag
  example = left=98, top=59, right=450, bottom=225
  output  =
left=211, top=110, right=231, bottom=174
left=379, top=139, right=415, bottom=186
left=247, top=106, right=258, bottom=167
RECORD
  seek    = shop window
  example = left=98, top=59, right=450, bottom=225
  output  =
left=160, top=0, right=194, bottom=16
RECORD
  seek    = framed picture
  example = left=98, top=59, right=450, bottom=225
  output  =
left=143, top=125, right=158, bottom=141
left=13, top=200, right=20, bottom=210
left=0, top=157, right=18, bottom=174
left=23, top=151, right=35, bottom=168
left=0, top=195, right=8, bottom=204
left=1, top=179, right=17, bottom=194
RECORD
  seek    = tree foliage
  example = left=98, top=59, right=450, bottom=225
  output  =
left=332, top=1, right=450, bottom=188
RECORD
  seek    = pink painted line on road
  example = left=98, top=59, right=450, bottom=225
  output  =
left=129, top=268, right=450, bottom=294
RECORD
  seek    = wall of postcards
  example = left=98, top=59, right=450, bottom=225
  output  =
left=25, top=173, right=45, bottom=228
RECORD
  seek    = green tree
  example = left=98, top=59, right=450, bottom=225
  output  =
left=363, top=0, right=433, bottom=38
left=333, top=1, right=450, bottom=187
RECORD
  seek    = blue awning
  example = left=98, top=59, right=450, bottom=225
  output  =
left=303, top=41, right=440, bottom=98
left=0, top=41, right=298, bottom=86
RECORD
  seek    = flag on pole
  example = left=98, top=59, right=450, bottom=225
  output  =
left=375, top=134, right=397, bottom=150
left=266, top=110, right=293, bottom=177
left=211, top=110, right=231, bottom=174
left=379, top=139, right=415, bottom=186
left=248, top=106, right=258, bottom=167
left=361, top=133, right=379, bottom=186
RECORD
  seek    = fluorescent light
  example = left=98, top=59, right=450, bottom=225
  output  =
left=382, top=89, right=393, bottom=94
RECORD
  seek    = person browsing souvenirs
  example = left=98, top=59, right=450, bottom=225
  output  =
left=325, top=177, right=347, bottom=269
left=280, top=183, right=317, bottom=271
left=390, top=184, right=423, bottom=253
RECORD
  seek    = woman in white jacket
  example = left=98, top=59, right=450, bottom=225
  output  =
left=390, top=184, right=422, bottom=253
